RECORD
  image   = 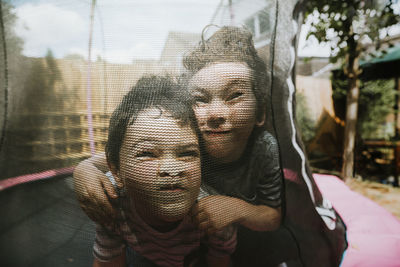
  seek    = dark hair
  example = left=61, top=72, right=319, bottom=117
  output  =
left=106, top=75, right=200, bottom=170
left=183, top=26, right=269, bottom=122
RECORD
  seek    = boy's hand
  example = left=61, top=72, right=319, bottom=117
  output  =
left=73, top=156, right=119, bottom=227
left=191, top=195, right=242, bottom=235
left=192, top=195, right=281, bottom=233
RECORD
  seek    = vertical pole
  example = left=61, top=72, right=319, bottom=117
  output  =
left=395, top=77, right=400, bottom=186
left=228, top=0, right=235, bottom=25
left=0, top=1, right=8, bottom=153
left=86, top=0, right=96, bottom=155
left=210, top=0, right=224, bottom=25
left=395, top=78, right=400, bottom=138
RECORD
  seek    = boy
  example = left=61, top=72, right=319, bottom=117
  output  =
left=89, top=76, right=236, bottom=267
left=184, top=26, right=282, bottom=232
left=183, top=27, right=283, bottom=266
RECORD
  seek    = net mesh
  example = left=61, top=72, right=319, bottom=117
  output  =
left=0, top=1, right=347, bottom=266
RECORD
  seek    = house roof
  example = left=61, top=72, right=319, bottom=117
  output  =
left=160, top=31, right=201, bottom=63
left=360, top=45, right=400, bottom=81
left=361, top=45, right=400, bottom=66
left=332, top=45, right=400, bottom=81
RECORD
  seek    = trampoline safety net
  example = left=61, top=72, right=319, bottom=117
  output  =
left=0, top=1, right=347, bottom=266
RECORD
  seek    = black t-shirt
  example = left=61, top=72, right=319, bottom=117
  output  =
left=202, top=130, right=282, bottom=208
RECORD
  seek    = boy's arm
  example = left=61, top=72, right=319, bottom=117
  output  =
left=92, top=224, right=126, bottom=267
left=194, top=195, right=281, bottom=234
left=234, top=199, right=281, bottom=231
left=93, top=254, right=126, bottom=267
left=73, top=153, right=119, bottom=225
left=194, top=132, right=283, bottom=233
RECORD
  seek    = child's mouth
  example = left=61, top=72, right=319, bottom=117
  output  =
left=159, top=184, right=185, bottom=192
left=204, top=130, right=231, bottom=136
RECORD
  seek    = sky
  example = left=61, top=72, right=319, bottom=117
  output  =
left=13, top=0, right=221, bottom=63
left=10, top=0, right=400, bottom=63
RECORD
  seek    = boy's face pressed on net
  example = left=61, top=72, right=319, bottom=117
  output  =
left=117, top=108, right=201, bottom=223
left=189, top=62, right=262, bottom=164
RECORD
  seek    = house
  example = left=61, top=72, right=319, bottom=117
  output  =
left=159, top=31, right=201, bottom=73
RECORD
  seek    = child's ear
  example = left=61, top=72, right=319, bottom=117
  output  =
left=256, top=112, right=266, bottom=127
left=108, top=162, right=123, bottom=188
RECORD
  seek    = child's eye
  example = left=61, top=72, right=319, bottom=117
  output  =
left=193, top=95, right=208, bottom=104
left=136, top=151, right=156, bottom=158
left=178, top=150, right=199, bottom=158
left=226, top=92, right=243, bottom=101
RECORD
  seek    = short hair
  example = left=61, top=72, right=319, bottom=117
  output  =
left=183, top=26, right=268, bottom=122
left=106, top=75, right=200, bottom=170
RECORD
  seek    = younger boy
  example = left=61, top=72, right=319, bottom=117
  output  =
left=90, top=76, right=236, bottom=267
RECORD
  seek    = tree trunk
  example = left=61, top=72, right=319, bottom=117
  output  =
left=341, top=74, right=360, bottom=180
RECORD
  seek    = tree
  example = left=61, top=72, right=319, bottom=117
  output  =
left=0, top=1, right=26, bottom=178
left=1, top=0, right=24, bottom=118
left=303, top=0, right=400, bottom=180
left=1, top=1, right=23, bottom=56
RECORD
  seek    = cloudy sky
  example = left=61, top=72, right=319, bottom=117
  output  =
left=13, top=0, right=221, bottom=63
left=11, top=0, right=400, bottom=63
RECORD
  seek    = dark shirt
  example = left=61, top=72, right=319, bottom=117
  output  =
left=202, top=130, right=282, bottom=208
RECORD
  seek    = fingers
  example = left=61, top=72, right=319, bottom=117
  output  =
left=80, top=172, right=117, bottom=227
left=193, top=207, right=214, bottom=235
left=99, top=172, right=118, bottom=199
left=191, top=203, right=209, bottom=225
left=73, top=157, right=120, bottom=228
left=88, top=179, right=118, bottom=219
left=197, top=211, right=208, bottom=224
left=198, top=219, right=216, bottom=235
left=88, top=170, right=118, bottom=217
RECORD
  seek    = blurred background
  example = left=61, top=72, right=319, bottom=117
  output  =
left=1, top=0, right=399, bottom=186
left=0, top=0, right=399, bottom=265
left=1, top=0, right=279, bottom=178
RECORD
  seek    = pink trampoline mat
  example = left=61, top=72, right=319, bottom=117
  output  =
left=314, top=174, right=400, bottom=267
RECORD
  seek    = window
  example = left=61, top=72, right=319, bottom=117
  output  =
left=258, top=10, right=269, bottom=35
left=244, top=8, right=271, bottom=39
left=245, top=17, right=255, bottom=35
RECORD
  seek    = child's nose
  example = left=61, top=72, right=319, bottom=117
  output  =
left=206, top=101, right=228, bottom=128
left=208, top=117, right=226, bottom=129
left=159, top=158, right=184, bottom=177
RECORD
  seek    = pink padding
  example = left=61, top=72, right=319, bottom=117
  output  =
left=0, top=167, right=74, bottom=191
left=283, top=168, right=300, bottom=184
left=314, top=174, right=400, bottom=267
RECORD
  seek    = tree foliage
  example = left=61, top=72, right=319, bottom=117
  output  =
left=20, top=49, right=64, bottom=113
left=304, top=0, right=399, bottom=65
left=360, top=79, right=396, bottom=139
left=2, top=1, right=23, bottom=56
left=332, top=75, right=396, bottom=140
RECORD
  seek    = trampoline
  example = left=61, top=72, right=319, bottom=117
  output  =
left=0, top=174, right=94, bottom=266
left=0, top=0, right=356, bottom=266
